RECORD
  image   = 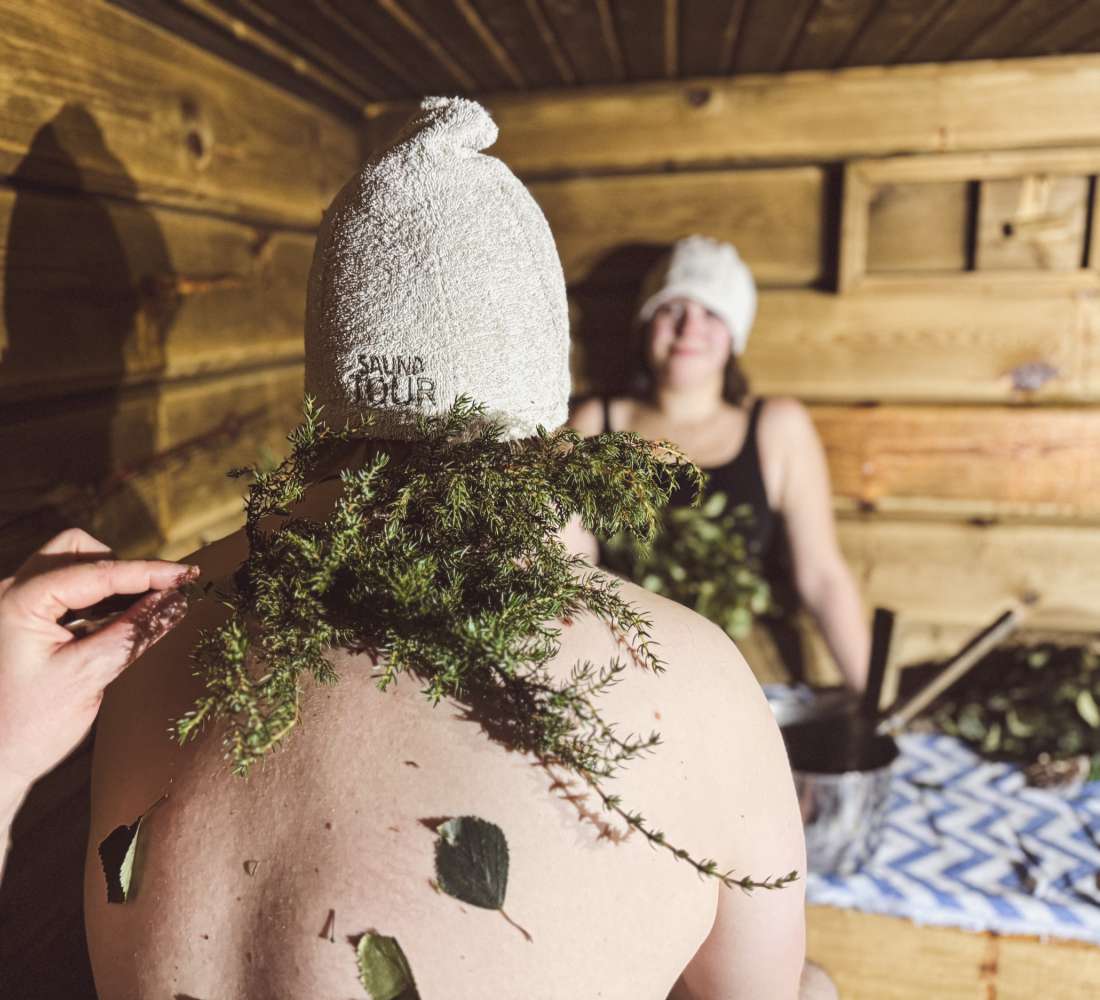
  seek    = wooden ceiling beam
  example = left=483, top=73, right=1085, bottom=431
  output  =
left=956, top=0, right=1081, bottom=61
left=168, top=0, right=373, bottom=111
left=376, top=0, right=479, bottom=91
left=452, top=0, right=528, bottom=89
left=522, top=0, right=577, bottom=85
left=409, top=54, right=1100, bottom=175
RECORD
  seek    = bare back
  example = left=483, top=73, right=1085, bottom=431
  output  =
left=85, top=529, right=805, bottom=999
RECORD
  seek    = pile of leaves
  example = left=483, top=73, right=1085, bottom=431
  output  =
left=175, top=397, right=795, bottom=892
left=601, top=490, right=772, bottom=641
left=921, top=639, right=1100, bottom=779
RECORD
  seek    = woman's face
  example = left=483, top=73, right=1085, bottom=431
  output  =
left=645, top=297, right=732, bottom=388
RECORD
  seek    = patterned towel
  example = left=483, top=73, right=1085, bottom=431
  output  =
left=766, top=686, right=1100, bottom=944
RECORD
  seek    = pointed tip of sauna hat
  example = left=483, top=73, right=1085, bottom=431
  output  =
left=304, top=96, right=570, bottom=441
left=399, top=95, right=499, bottom=153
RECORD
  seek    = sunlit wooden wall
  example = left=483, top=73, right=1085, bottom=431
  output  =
left=372, top=56, right=1100, bottom=678
left=0, top=0, right=362, bottom=574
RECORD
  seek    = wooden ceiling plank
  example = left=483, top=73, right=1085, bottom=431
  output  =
left=732, top=0, right=820, bottom=75
left=838, top=0, right=949, bottom=68
left=678, top=0, right=747, bottom=77
left=536, top=0, right=622, bottom=85
left=593, top=0, right=628, bottom=81
left=608, top=0, right=665, bottom=80
left=958, top=0, right=1082, bottom=60
left=1017, top=1, right=1100, bottom=58
left=171, top=0, right=373, bottom=108
left=309, top=0, right=426, bottom=93
left=664, top=0, right=678, bottom=78
left=786, top=0, right=877, bottom=72
left=522, top=0, right=578, bottom=84
left=451, top=0, right=528, bottom=89
left=464, top=1, right=564, bottom=88
left=894, top=0, right=1015, bottom=64
left=237, top=0, right=404, bottom=99
left=322, top=0, right=468, bottom=93
left=397, top=0, right=515, bottom=91
left=376, top=0, right=479, bottom=91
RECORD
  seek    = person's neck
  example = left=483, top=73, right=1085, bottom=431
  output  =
left=651, top=379, right=726, bottom=426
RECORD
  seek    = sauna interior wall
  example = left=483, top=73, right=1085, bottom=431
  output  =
left=0, top=2, right=360, bottom=989
left=0, top=0, right=362, bottom=578
left=419, top=55, right=1100, bottom=681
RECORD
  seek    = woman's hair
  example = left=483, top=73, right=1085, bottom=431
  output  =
left=629, top=321, right=751, bottom=406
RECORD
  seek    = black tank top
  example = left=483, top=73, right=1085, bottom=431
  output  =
left=601, top=396, right=776, bottom=559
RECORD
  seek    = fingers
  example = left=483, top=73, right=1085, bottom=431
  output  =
left=9, top=558, right=198, bottom=625
left=60, top=587, right=190, bottom=685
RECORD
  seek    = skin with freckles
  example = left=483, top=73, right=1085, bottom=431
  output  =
left=85, top=508, right=807, bottom=1000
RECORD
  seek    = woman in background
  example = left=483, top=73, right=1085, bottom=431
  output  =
left=570, top=236, right=869, bottom=691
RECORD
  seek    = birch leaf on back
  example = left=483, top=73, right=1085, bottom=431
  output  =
left=434, top=815, right=509, bottom=910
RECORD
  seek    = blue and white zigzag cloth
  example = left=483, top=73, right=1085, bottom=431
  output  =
left=804, top=728, right=1100, bottom=943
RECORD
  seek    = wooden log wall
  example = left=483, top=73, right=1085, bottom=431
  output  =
left=0, top=0, right=362, bottom=575
left=369, top=55, right=1100, bottom=680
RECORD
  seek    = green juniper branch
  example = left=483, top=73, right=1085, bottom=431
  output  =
left=176, top=396, right=797, bottom=892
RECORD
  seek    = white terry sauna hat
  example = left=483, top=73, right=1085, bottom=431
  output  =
left=636, top=236, right=758, bottom=356
left=304, top=96, right=570, bottom=440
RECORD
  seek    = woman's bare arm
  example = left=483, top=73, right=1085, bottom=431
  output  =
left=763, top=398, right=870, bottom=691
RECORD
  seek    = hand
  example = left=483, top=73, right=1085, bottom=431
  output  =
left=0, top=528, right=197, bottom=791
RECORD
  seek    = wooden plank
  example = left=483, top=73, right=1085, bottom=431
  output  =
left=731, top=0, right=817, bottom=75
left=1019, top=2, right=1100, bottom=58
left=786, top=0, right=877, bottom=72
left=397, top=0, right=517, bottom=90
left=813, top=405, right=1100, bottom=521
left=569, top=287, right=1100, bottom=402
left=155, top=365, right=303, bottom=541
left=836, top=517, right=1100, bottom=632
left=807, top=905, right=1100, bottom=1000
left=536, top=0, right=622, bottom=85
left=679, top=0, right=747, bottom=77
left=0, top=364, right=302, bottom=571
left=976, top=174, right=1089, bottom=272
left=838, top=0, right=945, bottom=68
left=842, top=148, right=1100, bottom=292
left=611, top=0, right=666, bottom=79
left=457, top=55, right=1100, bottom=175
left=530, top=166, right=824, bottom=287
left=466, top=0, right=570, bottom=87
left=245, top=0, right=417, bottom=96
left=866, top=181, right=969, bottom=274
left=894, top=0, right=1014, bottom=64
left=0, top=0, right=361, bottom=227
left=0, top=186, right=310, bottom=401
left=961, top=0, right=1084, bottom=61
left=205, top=0, right=399, bottom=100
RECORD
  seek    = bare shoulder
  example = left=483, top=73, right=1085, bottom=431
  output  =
left=758, top=395, right=815, bottom=440
left=567, top=395, right=606, bottom=437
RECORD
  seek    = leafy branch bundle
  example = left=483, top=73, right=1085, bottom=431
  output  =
left=923, top=640, right=1100, bottom=779
left=176, top=397, right=796, bottom=892
left=601, top=491, right=772, bottom=641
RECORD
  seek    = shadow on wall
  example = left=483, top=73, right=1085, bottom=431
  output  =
left=569, top=242, right=667, bottom=397
left=0, top=102, right=180, bottom=574
left=0, top=104, right=178, bottom=1000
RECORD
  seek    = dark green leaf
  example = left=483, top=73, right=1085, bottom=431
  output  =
left=355, top=932, right=420, bottom=1000
left=434, top=816, right=509, bottom=910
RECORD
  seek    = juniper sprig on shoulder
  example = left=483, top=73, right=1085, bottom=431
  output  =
left=176, top=396, right=797, bottom=893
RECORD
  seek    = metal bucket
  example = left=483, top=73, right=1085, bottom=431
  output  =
left=779, top=701, right=900, bottom=876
